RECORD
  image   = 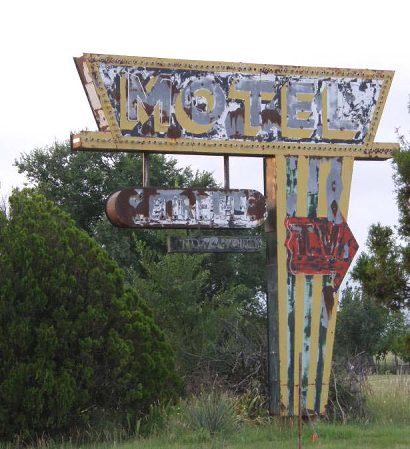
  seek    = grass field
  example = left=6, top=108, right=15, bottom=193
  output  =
left=8, top=422, right=409, bottom=449
left=2, top=375, right=409, bottom=449
left=367, top=374, right=410, bottom=425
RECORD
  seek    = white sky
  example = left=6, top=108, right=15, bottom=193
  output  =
left=1, top=0, right=409, bottom=271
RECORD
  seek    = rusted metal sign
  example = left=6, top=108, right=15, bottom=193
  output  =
left=265, top=155, right=359, bottom=417
left=71, top=54, right=397, bottom=159
left=285, top=217, right=359, bottom=290
left=71, top=53, right=396, bottom=420
left=106, top=187, right=266, bottom=229
left=167, top=235, right=263, bottom=253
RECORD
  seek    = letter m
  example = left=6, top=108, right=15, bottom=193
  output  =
left=120, top=73, right=171, bottom=132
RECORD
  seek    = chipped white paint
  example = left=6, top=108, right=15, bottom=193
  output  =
left=99, top=64, right=382, bottom=144
left=106, top=187, right=266, bottom=229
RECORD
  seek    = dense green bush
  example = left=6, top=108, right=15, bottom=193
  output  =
left=0, top=190, right=180, bottom=440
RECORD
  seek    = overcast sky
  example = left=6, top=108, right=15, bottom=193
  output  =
left=1, top=0, right=409, bottom=270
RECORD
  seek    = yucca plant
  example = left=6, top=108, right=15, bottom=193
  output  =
left=184, top=391, right=237, bottom=436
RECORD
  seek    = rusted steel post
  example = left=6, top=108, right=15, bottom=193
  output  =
left=264, top=157, right=280, bottom=414
left=143, top=153, right=150, bottom=187
left=224, top=155, right=230, bottom=189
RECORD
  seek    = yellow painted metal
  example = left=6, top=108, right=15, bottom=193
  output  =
left=71, top=132, right=398, bottom=159
left=293, top=155, right=309, bottom=415
left=319, top=156, right=354, bottom=413
left=295, top=156, right=309, bottom=216
left=306, top=275, right=324, bottom=411
left=73, top=52, right=390, bottom=417
left=73, top=53, right=398, bottom=159
left=175, top=92, right=214, bottom=135
left=339, top=157, right=355, bottom=218
left=275, top=154, right=289, bottom=412
left=319, top=306, right=337, bottom=413
left=293, top=276, right=305, bottom=415
left=82, top=53, right=392, bottom=79
left=317, top=160, right=332, bottom=215
left=270, top=152, right=357, bottom=415
left=228, top=83, right=260, bottom=136
left=281, top=86, right=315, bottom=139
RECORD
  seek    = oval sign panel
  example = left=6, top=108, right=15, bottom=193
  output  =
left=106, top=187, right=266, bottom=229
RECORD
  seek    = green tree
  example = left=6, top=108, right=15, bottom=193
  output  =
left=395, top=135, right=410, bottom=277
left=15, top=141, right=217, bottom=232
left=0, top=190, right=180, bottom=439
left=15, top=140, right=267, bottom=390
left=351, top=223, right=408, bottom=311
left=335, top=286, right=391, bottom=360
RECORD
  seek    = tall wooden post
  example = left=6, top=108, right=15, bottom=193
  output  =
left=265, top=157, right=280, bottom=414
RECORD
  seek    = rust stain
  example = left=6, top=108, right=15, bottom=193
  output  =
left=261, top=108, right=281, bottom=127
left=167, top=125, right=181, bottom=139
left=106, top=187, right=266, bottom=229
left=322, top=285, right=335, bottom=318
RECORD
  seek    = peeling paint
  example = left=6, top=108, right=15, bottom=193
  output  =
left=73, top=54, right=398, bottom=158
left=106, top=187, right=266, bottom=229
left=100, top=67, right=381, bottom=143
left=276, top=155, right=357, bottom=416
left=285, top=216, right=359, bottom=290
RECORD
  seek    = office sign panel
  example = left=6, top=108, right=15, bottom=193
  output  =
left=72, top=54, right=397, bottom=158
left=106, top=187, right=266, bottom=229
left=167, top=235, right=263, bottom=253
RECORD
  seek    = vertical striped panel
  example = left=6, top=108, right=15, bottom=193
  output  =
left=315, top=274, right=332, bottom=412
left=301, top=275, right=313, bottom=407
left=319, top=157, right=354, bottom=413
left=287, top=274, right=296, bottom=412
left=305, top=157, right=326, bottom=412
left=317, top=160, right=331, bottom=216
left=276, top=155, right=355, bottom=416
left=293, top=275, right=305, bottom=414
left=293, top=155, right=309, bottom=414
left=285, top=157, right=298, bottom=414
left=306, top=274, right=323, bottom=411
left=314, top=159, right=341, bottom=411
left=275, top=154, right=289, bottom=413
left=339, top=157, right=354, bottom=217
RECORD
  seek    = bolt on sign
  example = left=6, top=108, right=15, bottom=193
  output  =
left=72, top=53, right=398, bottom=418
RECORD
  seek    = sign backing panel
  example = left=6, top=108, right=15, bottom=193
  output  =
left=72, top=53, right=397, bottom=159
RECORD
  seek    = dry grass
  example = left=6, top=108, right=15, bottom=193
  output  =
left=367, top=374, right=410, bottom=424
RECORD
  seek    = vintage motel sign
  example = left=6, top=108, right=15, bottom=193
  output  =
left=106, top=187, right=266, bottom=229
left=73, top=53, right=397, bottom=418
left=167, top=235, right=263, bottom=253
left=71, top=53, right=397, bottom=159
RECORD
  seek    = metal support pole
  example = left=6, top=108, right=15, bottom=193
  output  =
left=143, top=153, right=150, bottom=187
left=264, top=157, right=280, bottom=414
left=224, top=155, right=230, bottom=189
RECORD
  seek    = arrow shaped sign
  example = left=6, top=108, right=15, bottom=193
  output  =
left=285, top=216, right=359, bottom=291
